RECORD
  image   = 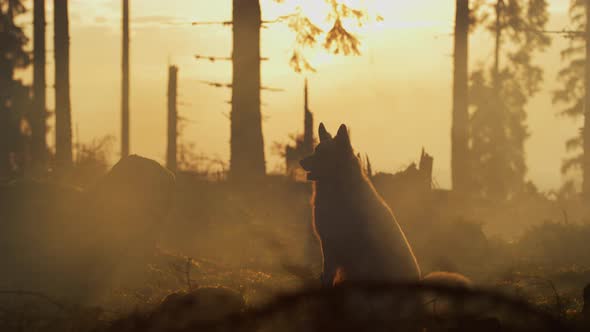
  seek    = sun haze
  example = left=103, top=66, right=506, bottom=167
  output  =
left=15, top=0, right=572, bottom=190
left=6, top=1, right=590, bottom=328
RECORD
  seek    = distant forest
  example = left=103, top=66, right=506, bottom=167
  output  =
left=0, top=0, right=589, bottom=202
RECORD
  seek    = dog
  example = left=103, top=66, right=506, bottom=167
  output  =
left=300, top=123, right=421, bottom=287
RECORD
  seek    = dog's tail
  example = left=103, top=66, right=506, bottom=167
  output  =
left=422, top=271, right=473, bottom=288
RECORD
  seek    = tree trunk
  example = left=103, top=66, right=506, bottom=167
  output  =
left=494, top=0, right=503, bottom=89
left=420, top=149, right=434, bottom=191
left=166, top=65, right=178, bottom=173
left=584, top=0, right=590, bottom=201
left=230, top=0, right=266, bottom=183
left=7, top=0, right=14, bottom=20
left=451, top=0, right=469, bottom=193
left=303, top=78, right=314, bottom=156
left=492, top=0, right=507, bottom=200
left=121, top=0, right=130, bottom=158
left=0, top=3, right=11, bottom=177
left=32, top=0, right=47, bottom=168
left=54, top=0, right=73, bottom=168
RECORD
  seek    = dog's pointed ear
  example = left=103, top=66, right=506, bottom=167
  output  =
left=319, top=123, right=332, bottom=142
left=336, top=124, right=351, bottom=147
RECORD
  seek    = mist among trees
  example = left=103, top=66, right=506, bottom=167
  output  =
left=1, top=1, right=590, bottom=332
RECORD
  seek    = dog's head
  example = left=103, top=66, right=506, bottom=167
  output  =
left=300, top=123, right=355, bottom=181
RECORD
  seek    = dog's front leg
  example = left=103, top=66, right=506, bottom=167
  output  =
left=321, top=271, right=336, bottom=287
left=320, top=248, right=338, bottom=287
left=320, top=270, right=334, bottom=287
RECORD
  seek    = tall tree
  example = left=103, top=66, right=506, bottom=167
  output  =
left=554, top=0, right=590, bottom=200
left=452, top=0, right=470, bottom=194
left=302, top=78, right=314, bottom=157
left=585, top=0, right=590, bottom=200
left=228, top=0, right=373, bottom=184
left=54, top=0, right=73, bottom=168
left=32, top=0, right=47, bottom=168
left=121, top=0, right=130, bottom=158
left=469, top=0, right=550, bottom=201
left=166, top=65, right=178, bottom=173
left=230, top=0, right=265, bottom=183
left=0, top=0, right=30, bottom=177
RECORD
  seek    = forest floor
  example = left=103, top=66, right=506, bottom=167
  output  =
left=1, top=170, right=590, bottom=331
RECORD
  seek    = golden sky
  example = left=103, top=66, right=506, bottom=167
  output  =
left=18, top=0, right=574, bottom=190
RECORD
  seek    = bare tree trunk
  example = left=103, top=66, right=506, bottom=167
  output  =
left=584, top=0, right=590, bottom=201
left=54, top=0, right=73, bottom=168
left=121, top=0, right=130, bottom=158
left=7, top=0, right=14, bottom=20
left=166, top=65, right=178, bottom=173
left=494, top=0, right=503, bottom=89
left=303, top=78, right=314, bottom=156
left=32, top=0, right=47, bottom=168
left=230, top=0, right=266, bottom=183
left=451, top=0, right=469, bottom=193
left=420, top=149, right=434, bottom=191
left=0, top=3, right=11, bottom=177
left=0, top=104, right=9, bottom=176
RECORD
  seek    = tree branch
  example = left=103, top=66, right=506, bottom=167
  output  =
left=191, top=20, right=232, bottom=26
left=194, top=55, right=269, bottom=62
left=198, top=81, right=283, bottom=92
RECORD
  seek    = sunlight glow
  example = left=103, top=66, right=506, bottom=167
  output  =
left=14, top=0, right=569, bottom=191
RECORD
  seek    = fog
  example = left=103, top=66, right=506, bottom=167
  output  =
left=2, top=1, right=590, bottom=332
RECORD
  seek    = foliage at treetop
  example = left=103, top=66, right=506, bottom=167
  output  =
left=553, top=0, right=587, bottom=179
left=273, top=0, right=383, bottom=73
